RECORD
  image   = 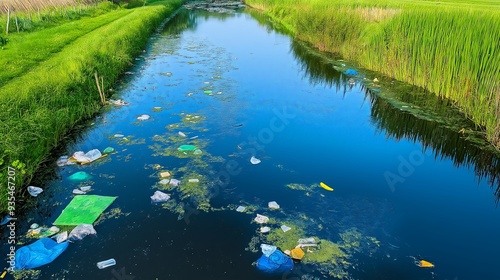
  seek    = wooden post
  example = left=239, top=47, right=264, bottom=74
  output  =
left=6, top=7, right=10, bottom=35
left=38, top=8, right=41, bottom=21
left=15, top=13, right=19, bottom=33
left=94, top=72, right=106, bottom=105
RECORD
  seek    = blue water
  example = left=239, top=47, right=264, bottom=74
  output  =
left=1, top=8, right=500, bottom=280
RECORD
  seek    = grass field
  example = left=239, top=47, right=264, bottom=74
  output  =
left=0, top=0, right=183, bottom=212
left=244, top=0, right=500, bottom=148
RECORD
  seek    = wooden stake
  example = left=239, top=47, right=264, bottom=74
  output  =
left=6, top=7, right=10, bottom=35
left=94, top=72, right=106, bottom=105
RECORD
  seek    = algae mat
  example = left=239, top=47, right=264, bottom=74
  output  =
left=53, top=195, right=117, bottom=226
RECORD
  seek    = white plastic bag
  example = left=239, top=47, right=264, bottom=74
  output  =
left=261, top=244, right=277, bottom=257
left=150, top=191, right=170, bottom=203
left=254, top=214, right=269, bottom=224
left=72, top=151, right=90, bottom=163
left=55, top=231, right=68, bottom=243
left=84, top=149, right=102, bottom=162
left=68, top=224, right=96, bottom=241
left=27, top=186, right=43, bottom=197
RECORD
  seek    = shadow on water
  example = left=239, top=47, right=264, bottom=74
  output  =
left=286, top=35, right=500, bottom=203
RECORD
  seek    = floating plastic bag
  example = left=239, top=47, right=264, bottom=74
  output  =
left=250, top=156, right=261, bottom=165
left=68, top=171, right=92, bottom=181
left=281, top=225, right=291, bottom=232
left=260, top=226, right=271, bottom=233
left=14, top=238, right=69, bottom=270
left=73, top=189, right=86, bottom=195
left=193, top=149, right=202, bottom=155
left=137, top=114, right=150, bottom=121
left=159, top=179, right=170, bottom=185
left=54, top=231, right=68, bottom=243
left=151, top=191, right=170, bottom=203
left=268, top=201, right=280, bottom=209
left=254, top=214, right=269, bottom=224
left=114, top=134, right=125, bottom=138
left=344, top=69, right=358, bottom=75
left=169, top=179, right=180, bottom=187
left=0, top=215, right=13, bottom=226
left=256, top=249, right=293, bottom=274
left=79, top=186, right=91, bottom=192
left=27, top=186, right=43, bottom=197
left=236, top=206, right=246, bottom=212
left=72, top=151, right=90, bottom=163
left=84, top=149, right=102, bottom=162
left=261, top=244, right=277, bottom=257
left=56, top=156, right=69, bottom=166
left=178, top=131, right=187, bottom=137
left=68, top=224, right=96, bottom=241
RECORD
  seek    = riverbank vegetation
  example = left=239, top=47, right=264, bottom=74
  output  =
left=244, top=0, right=500, bottom=148
left=0, top=0, right=183, bottom=212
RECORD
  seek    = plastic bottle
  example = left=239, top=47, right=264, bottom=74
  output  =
left=97, top=258, right=116, bottom=269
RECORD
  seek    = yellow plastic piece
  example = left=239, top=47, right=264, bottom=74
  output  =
left=290, top=247, right=305, bottom=260
left=418, top=260, right=435, bottom=268
left=0, top=271, right=6, bottom=278
left=319, top=182, right=333, bottom=191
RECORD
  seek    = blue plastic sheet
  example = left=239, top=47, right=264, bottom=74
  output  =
left=256, top=250, right=293, bottom=273
left=15, top=238, right=69, bottom=270
left=344, top=69, right=358, bottom=75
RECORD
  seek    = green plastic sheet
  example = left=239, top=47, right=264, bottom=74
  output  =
left=53, top=195, right=117, bottom=226
left=178, top=145, right=197, bottom=152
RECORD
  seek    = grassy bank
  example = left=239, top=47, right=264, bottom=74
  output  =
left=0, top=0, right=183, bottom=212
left=244, top=0, right=500, bottom=147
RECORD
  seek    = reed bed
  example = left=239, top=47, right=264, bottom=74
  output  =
left=245, top=0, right=500, bottom=147
left=1, top=0, right=101, bottom=14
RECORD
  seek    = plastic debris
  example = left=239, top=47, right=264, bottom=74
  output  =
left=72, top=151, right=89, bottom=163
left=27, top=226, right=60, bottom=239
left=73, top=189, right=86, bottom=195
left=108, top=99, right=129, bottom=106
left=14, top=238, right=69, bottom=270
left=236, top=206, right=246, bottom=212
left=137, top=114, right=150, bottom=121
left=281, top=225, right=291, bottom=232
left=254, top=214, right=269, bottom=224
left=80, top=186, right=92, bottom=192
left=290, top=247, right=305, bottom=260
left=190, top=136, right=199, bottom=140
left=97, top=258, right=116, bottom=269
left=260, top=226, right=271, bottom=233
left=56, top=156, right=69, bottom=166
left=348, top=78, right=355, bottom=85
left=298, top=237, right=316, bottom=245
left=256, top=249, right=293, bottom=273
left=84, top=149, right=102, bottom=162
left=114, top=134, right=125, bottom=138
left=188, top=179, right=199, bottom=183
left=193, top=149, right=202, bottom=155
left=204, top=90, right=213, bottom=95
left=159, top=179, right=170, bottom=185
left=178, top=145, right=197, bottom=152
left=53, top=195, right=117, bottom=226
left=54, top=231, right=68, bottom=243
left=268, top=201, right=280, bottom=209
left=27, top=186, right=43, bottom=197
left=178, top=131, right=187, bottom=137
left=103, top=147, right=115, bottom=154
left=319, top=182, right=333, bottom=191
left=160, top=171, right=171, bottom=178
left=417, top=259, right=435, bottom=268
left=373, top=78, right=379, bottom=82
left=68, top=171, right=92, bottom=181
left=68, top=224, right=97, bottom=241
left=344, top=69, right=358, bottom=75
left=250, top=156, right=261, bottom=165
left=169, top=179, right=181, bottom=187
left=151, top=191, right=170, bottom=203
left=30, top=223, right=39, bottom=229
left=0, top=215, right=13, bottom=226
left=261, top=244, right=277, bottom=257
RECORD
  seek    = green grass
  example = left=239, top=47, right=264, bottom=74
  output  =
left=0, top=0, right=183, bottom=213
left=245, top=0, right=500, bottom=147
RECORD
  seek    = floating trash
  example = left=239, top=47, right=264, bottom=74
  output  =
left=56, top=156, right=69, bottom=166
left=137, top=114, right=150, bottom=121
left=159, top=179, right=170, bottom=185
left=103, top=147, right=115, bottom=154
left=290, top=247, right=305, bottom=260
left=54, top=231, right=68, bottom=243
left=416, top=259, right=435, bottom=268
left=108, top=99, right=129, bottom=106
left=254, top=214, right=269, bottom=224
left=72, top=189, right=86, bottom=195
left=373, top=78, right=379, bottom=82
left=114, top=134, right=125, bottom=138
left=268, top=201, right=280, bottom=209
left=178, top=131, right=187, bottom=137
left=151, top=191, right=170, bottom=203
left=188, top=179, right=200, bottom=183
left=68, top=171, right=92, bottom=181
left=261, top=244, right=277, bottom=257
left=250, top=156, right=261, bottom=165
left=97, top=258, right=116, bottom=269
left=319, top=182, right=333, bottom=191
left=204, top=90, right=213, bottom=95
left=344, top=69, right=358, bottom=75
left=178, top=145, right=197, bottom=152
left=260, top=226, right=271, bottom=233
left=160, top=171, right=171, bottom=178
left=281, top=225, right=292, bottom=232
left=80, top=186, right=92, bottom=192
left=169, top=179, right=181, bottom=187
left=298, top=237, right=316, bottom=245
left=27, top=186, right=43, bottom=197
left=236, top=206, right=246, bottom=212
left=14, top=238, right=69, bottom=270
left=68, top=224, right=96, bottom=241
left=30, top=223, right=39, bottom=229
left=193, top=149, right=202, bottom=155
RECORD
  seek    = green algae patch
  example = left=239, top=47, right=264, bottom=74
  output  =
left=181, top=113, right=206, bottom=125
left=95, top=207, right=130, bottom=226
left=285, top=183, right=312, bottom=191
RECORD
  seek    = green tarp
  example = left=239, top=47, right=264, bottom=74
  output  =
left=53, top=195, right=117, bottom=226
left=178, top=145, right=197, bottom=152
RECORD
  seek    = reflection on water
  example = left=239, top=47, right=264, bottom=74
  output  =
left=288, top=37, right=500, bottom=203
